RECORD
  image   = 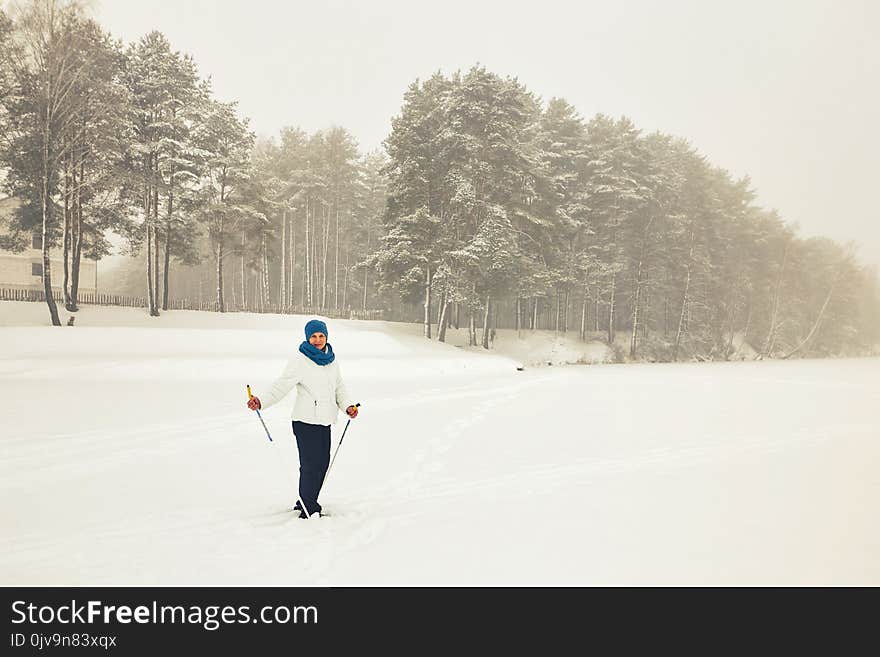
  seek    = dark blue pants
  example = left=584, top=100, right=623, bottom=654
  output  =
left=292, top=421, right=331, bottom=515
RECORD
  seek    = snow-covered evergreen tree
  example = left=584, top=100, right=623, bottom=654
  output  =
left=192, top=98, right=262, bottom=313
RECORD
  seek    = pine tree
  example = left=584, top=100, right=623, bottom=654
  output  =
left=193, top=98, right=262, bottom=313
left=380, top=72, right=455, bottom=337
left=582, top=116, right=650, bottom=345
left=122, top=32, right=210, bottom=315
left=350, top=151, right=389, bottom=312
left=440, top=67, right=542, bottom=344
left=535, top=98, right=590, bottom=333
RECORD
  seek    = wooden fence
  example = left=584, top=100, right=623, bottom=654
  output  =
left=0, top=287, right=386, bottom=320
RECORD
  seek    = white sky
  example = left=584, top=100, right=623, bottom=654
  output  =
left=91, top=0, right=879, bottom=269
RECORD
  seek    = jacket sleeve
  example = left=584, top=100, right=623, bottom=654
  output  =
left=259, top=356, right=302, bottom=410
left=335, top=363, right=354, bottom=412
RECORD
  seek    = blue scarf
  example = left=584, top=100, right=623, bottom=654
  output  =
left=299, top=341, right=335, bottom=366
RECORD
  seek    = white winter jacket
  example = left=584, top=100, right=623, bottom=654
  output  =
left=259, top=350, right=353, bottom=426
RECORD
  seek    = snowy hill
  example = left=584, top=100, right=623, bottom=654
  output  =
left=1, top=301, right=879, bottom=585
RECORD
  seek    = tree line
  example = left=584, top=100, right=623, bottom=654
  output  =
left=375, top=68, right=879, bottom=359
left=1, top=0, right=877, bottom=359
left=0, top=0, right=389, bottom=325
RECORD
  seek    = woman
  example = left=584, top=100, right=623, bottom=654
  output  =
left=247, top=319, right=358, bottom=519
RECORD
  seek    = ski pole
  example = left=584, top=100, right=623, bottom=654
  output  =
left=323, top=403, right=360, bottom=490
left=247, top=384, right=310, bottom=519
left=246, top=384, right=273, bottom=442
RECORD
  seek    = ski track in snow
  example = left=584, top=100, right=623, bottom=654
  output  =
left=3, top=367, right=877, bottom=584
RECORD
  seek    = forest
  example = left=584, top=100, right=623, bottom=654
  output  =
left=1, top=0, right=878, bottom=360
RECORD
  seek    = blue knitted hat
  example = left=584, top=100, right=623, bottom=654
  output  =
left=304, top=319, right=328, bottom=340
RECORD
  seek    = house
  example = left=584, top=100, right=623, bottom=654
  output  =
left=0, top=196, right=97, bottom=294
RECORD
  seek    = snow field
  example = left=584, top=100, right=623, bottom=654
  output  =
left=1, top=301, right=878, bottom=584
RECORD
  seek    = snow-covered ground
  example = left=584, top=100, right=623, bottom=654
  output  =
left=1, top=301, right=878, bottom=585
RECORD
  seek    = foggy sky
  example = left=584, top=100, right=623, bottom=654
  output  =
left=93, top=0, right=879, bottom=269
